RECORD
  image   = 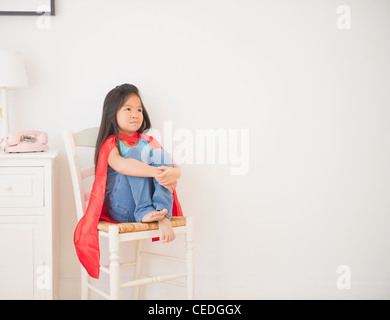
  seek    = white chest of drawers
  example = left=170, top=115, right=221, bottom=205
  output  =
left=0, top=151, right=59, bottom=300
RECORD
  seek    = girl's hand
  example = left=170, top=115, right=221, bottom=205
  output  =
left=155, top=166, right=180, bottom=192
left=165, top=181, right=178, bottom=194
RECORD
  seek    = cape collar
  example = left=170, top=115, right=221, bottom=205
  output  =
left=118, top=132, right=139, bottom=145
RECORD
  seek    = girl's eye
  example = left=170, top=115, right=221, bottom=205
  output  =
left=138, top=109, right=142, bottom=112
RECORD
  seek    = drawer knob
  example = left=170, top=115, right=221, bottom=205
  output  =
left=5, top=185, right=12, bottom=192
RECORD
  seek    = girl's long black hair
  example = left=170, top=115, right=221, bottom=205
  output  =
left=94, top=84, right=151, bottom=168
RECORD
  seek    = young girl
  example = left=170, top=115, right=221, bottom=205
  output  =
left=95, top=84, right=181, bottom=243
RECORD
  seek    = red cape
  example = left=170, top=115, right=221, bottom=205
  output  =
left=74, top=133, right=183, bottom=279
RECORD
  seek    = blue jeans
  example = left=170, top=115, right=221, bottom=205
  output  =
left=104, top=147, right=174, bottom=223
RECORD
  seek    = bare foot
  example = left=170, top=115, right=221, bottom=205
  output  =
left=141, top=209, right=168, bottom=223
left=158, top=217, right=175, bottom=243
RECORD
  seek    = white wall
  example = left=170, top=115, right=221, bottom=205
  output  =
left=1, top=0, right=390, bottom=299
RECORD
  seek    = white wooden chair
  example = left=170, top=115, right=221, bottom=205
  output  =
left=63, top=128, right=194, bottom=300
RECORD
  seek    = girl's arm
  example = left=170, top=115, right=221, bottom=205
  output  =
left=149, top=145, right=181, bottom=184
left=108, top=146, right=162, bottom=177
left=173, top=163, right=181, bottom=177
left=155, top=164, right=181, bottom=185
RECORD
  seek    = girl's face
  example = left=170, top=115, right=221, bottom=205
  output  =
left=116, top=94, right=144, bottom=135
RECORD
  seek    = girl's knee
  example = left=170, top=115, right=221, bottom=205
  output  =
left=123, top=146, right=151, bottom=164
left=151, top=149, right=173, bottom=166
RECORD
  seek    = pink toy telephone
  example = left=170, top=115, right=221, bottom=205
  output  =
left=4, top=130, right=49, bottom=153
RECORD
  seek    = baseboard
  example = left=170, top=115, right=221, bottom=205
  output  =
left=59, top=273, right=390, bottom=300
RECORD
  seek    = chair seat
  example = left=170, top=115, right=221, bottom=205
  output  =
left=97, top=216, right=186, bottom=234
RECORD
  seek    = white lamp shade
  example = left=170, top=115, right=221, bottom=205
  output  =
left=0, top=51, right=28, bottom=88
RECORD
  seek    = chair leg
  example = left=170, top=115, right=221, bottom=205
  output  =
left=133, top=240, right=142, bottom=300
left=109, top=225, right=120, bottom=300
left=81, top=266, right=90, bottom=300
left=185, top=217, right=195, bottom=299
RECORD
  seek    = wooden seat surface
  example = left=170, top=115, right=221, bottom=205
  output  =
left=97, top=216, right=186, bottom=233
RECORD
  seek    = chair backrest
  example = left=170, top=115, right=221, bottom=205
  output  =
left=63, top=127, right=99, bottom=221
